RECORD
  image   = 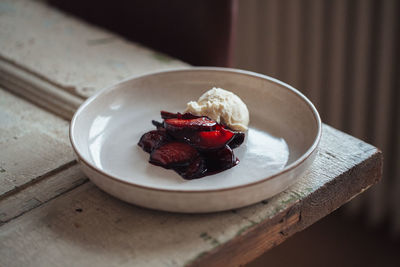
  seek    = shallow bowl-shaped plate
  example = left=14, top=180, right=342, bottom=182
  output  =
left=70, top=67, right=321, bottom=213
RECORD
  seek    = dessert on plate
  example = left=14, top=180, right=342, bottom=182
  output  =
left=138, top=88, right=249, bottom=179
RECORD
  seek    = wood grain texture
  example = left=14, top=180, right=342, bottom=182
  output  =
left=0, top=131, right=72, bottom=195
left=0, top=89, right=75, bottom=197
left=0, top=125, right=382, bottom=267
left=0, top=0, right=188, bottom=99
left=0, top=58, right=83, bottom=120
left=0, top=89, right=87, bottom=223
left=0, top=163, right=86, bottom=224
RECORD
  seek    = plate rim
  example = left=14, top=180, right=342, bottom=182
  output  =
left=69, top=67, right=322, bottom=193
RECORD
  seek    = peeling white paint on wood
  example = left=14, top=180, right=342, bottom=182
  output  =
left=0, top=59, right=83, bottom=120
left=0, top=163, right=86, bottom=224
left=0, top=89, right=74, bottom=197
left=0, top=0, right=188, bottom=99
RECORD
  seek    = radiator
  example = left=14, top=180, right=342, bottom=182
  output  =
left=233, top=0, right=400, bottom=235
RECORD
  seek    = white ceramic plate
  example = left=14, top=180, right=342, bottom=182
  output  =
left=70, top=68, right=321, bottom=213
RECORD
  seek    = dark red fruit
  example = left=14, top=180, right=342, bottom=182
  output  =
left=151, top=120, right=164, bottom=130
left=228, top=132, right=245, bottom=149
left=138, top=130, right=167, bottom=153
left=174, top=157, right=207, bottom=179
left=161, top=111, right=201, bottom=120
left=164, top=117, right=216, bottom=132
left=149, top=142, right=199, bottom=168
left=160, top=111, right=179, bottom=119
left=138, top=111, right=244, bottom=179
left=192, top=126, right=235, bottom=150
left=203, top=145, right=238, bottom=172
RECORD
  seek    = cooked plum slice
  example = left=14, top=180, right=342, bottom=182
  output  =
left=149, top=142, right=199, bottom=168
left=160, top=111, right=178, bottom=119
left=151, top=120, right=164, bottom=130
left=161, top=111, right=201, bottom=120
left=138, top=130, right=168, bottom=153
left=164, top=117, right=216, bottom=132
left=174, top=156, right=207, bottom=179
left=163, top=118, right=237, bottom=150
left=191, top=126, right=235, bottom=150
left=228, top=132, right=245, bottom=149
left=204, top=145, right=238, bottom=172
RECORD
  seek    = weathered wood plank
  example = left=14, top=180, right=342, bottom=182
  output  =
left=0, top=131, right=72, bottom=195
left=0, top=0, right=188, bottom=100
left=0, top=163, right=86, bottom=224
left=0, top=89, right=87, bottom=223
left=0, top=59, right=83, bottom=120
left=190, top=128, right=382, bottom=266
left=0, top=125, right=382, bottom=267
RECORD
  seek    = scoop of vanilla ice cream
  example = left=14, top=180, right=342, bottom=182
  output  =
left=185, top=87, right=249, bottom=132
